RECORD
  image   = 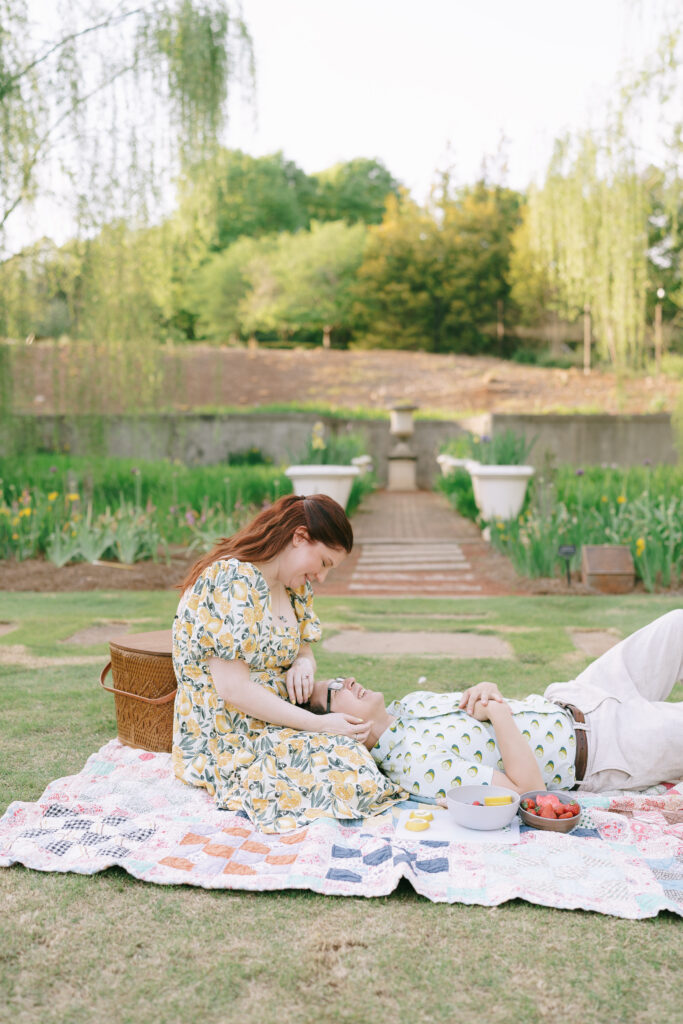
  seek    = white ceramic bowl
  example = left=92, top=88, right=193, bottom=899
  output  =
left=446, top=784, right=520, bottom=831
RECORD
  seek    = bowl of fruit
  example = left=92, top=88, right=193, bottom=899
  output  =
left=446, top=784, right=520, bottom=831
left=518, top=791, right=581, bottom=833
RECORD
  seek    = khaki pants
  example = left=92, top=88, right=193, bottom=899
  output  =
left=544, top=610, right=683, bottom=792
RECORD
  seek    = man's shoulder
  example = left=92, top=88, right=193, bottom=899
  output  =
left=393, top=691, right=465, bottom=718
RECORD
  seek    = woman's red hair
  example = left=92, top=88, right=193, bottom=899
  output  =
left=178, top=493, right=353, bottom=591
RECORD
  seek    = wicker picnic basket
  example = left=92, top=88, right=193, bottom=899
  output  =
left=99, top=629, right=176, bottom=753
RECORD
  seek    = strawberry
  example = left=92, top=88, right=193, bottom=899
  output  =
left=539, top=806, right=557, bottom=819
left=521, top=799, right=535, bottom=811
left=567, top=803, right=580, bottom=816
left=472, top=801, right=483, bottom=806
left=558, top=811, right=574, bottom=819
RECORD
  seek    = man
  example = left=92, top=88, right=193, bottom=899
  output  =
left=307, top=611, right=683, bottom=800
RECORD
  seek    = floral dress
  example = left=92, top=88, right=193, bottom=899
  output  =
left=172, top=558, right=404, bottom=832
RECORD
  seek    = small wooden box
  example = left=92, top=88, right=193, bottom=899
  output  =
left=581, top=545, right=635, bottom=594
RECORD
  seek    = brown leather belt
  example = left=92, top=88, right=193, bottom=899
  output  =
left=558, top=703, right=588, bottom=787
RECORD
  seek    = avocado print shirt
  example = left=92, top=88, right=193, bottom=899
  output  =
left=172, top=559, right=404, bottom=832
left=371, top=691, right=576, bottom=799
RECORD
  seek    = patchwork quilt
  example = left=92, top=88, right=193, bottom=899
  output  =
left=1, top=740, right=681, bottom=919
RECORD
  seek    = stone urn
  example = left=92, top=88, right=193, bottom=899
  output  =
left=285, top=465, right=360, bottom=509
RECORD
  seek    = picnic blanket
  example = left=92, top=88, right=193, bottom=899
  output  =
left=1, top=740, right=682, bottom=919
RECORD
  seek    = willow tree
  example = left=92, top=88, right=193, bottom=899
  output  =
left=0, top=0, right=253, bottom=413
left=514, top=130, right=648, bottom=371
left=510, top=8, right=682, bottom=373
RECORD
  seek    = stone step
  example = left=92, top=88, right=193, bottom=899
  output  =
left=349, top=582, right=483, bottom=593
left=351, top=572, right=476, bottom=582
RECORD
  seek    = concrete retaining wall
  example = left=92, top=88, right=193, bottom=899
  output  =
left=2, top=411, right=677, bottom=488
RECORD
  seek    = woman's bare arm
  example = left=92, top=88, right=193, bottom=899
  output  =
left=207, top=657, right=371, bottom=742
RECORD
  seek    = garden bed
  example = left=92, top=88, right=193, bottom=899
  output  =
left=438, top=461, right=683, bottom=592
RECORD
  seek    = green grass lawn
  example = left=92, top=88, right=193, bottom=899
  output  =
left=1, top=591, right=681, bottom=1024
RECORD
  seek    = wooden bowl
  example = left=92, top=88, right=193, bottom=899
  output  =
left=518, top=790, right=581, bottom=833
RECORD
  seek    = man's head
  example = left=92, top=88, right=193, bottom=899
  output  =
left=307, top=676, right=388, bottom=747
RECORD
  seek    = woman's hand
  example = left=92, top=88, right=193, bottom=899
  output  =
left=315, top=712, right=372, bottom=744
left=459, top=681, right=505, bottom=717
left=285, top=657, right=315, bottom=704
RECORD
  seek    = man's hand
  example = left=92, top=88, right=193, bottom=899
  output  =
left=459, top=681, right=505, bottom=717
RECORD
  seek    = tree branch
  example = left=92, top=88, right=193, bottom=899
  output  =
left=1, top=59, right=138, bottom=232
left=6, top=3, right=146, bottom=91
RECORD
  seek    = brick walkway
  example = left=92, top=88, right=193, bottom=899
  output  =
left=317, top=490, right=527, bottom=598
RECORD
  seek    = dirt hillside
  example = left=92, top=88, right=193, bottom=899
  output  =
left=16, top=345, right=681, bottom=415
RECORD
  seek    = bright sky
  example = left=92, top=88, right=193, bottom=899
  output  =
left=228, top=0, right=665, bottom=198
left=7, top=0, right=673, bottom=252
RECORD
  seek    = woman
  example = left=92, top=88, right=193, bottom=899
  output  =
left=172, top=493, right=403, bottom=832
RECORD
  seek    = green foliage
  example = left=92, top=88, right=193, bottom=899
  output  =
left=435, top=467, right=479, bottom=522
left=440, top=428, right=535, bottom=465
left=346, top=471, right=376, bottom=518
left=0, top=450, right=377, bottom=560
left=190, top=219, right=367, bottom=344
left=0, top=453, right=291, bottom=559
left=510, top=347, right=578, bottom=369
left=152, top=0, right=233, bottom=163
left=295, top=421, right=369, bottom=466
left=0, top=2, right=253, bottom=247
left=508, top=15, right=683, bottom=371
left=491, top=465, right=683, bottom=590
left=310, top=158, right=401, bottom=225
left=437, top=460, right=683, bottom=589
left=186, top=233, right=277, bottom=340
left=0, top=0, right=255, bottom=416
left=352, top=179, right=522, bottom=353
left=240, top=220, right=367, bottom=345
left=174, top=149, right=314, bottom=255
left=468, top=429, right=536, bottom=466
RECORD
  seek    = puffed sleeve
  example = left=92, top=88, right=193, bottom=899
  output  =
left=184, top=560, right=267, bottom=666
left=289, top=580, right=322, bottom=644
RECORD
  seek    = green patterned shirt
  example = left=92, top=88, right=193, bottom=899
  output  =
left=371, top=691, right=577, bottom=799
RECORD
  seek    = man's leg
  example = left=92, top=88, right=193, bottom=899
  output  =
left=579, top=695, right=683, bottom=791
left=568, top=609, right=683, bottom=702
left=547, top=611, right=683, bottom=792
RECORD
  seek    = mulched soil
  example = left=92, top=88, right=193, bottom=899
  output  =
left=0, top=550, right=195, bottom=594
left=0, top=547, right=663, bottom=598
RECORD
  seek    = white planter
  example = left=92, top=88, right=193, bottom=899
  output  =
left=466, top=464, right=535, bottom=521
left=351, top=454, right=374, bottom=475
left=436, top=454, right=469, bottom=476
left=285, top=465, right=360, bottom=509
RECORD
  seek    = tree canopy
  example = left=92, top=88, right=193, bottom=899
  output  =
left=352, top=181, right=521, bottom=353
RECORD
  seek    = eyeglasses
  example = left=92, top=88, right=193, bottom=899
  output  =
left=326, top=677, right=346, bottom=713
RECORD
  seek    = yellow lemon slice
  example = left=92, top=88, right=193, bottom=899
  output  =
left=405, top=819, right=430, bottom=832
left=484, top=795, right=513, bottom=806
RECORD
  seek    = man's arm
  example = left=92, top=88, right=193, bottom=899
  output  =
left=474, top=702, right=545, bottom=794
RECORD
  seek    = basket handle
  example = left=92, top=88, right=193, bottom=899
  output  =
left=99, top=661, right=177, bottom=706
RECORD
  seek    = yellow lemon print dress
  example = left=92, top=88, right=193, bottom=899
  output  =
left=172, top=559, right=404, bottom=832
